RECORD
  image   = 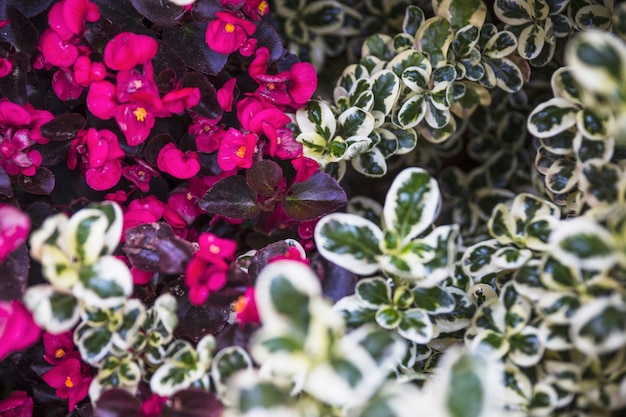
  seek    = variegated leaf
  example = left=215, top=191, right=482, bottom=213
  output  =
left=362, top=34, right=394, bottom=61
left=576, top=107, right=614, bottom=139
left=461, top=239, right=502, bottom=278
left=545, top=158, right=578, bottom=194
left=72, top=255, right=133, bottom=308
left=424, top=97, right=451, bottom=129
left=296, top=100, right=337, bottom=140
left=387, top=49, right=430, bottom=78
left=492, top=247, right=532, bottom=270
left=302, top=0, right=345, bottom=35
left=383, top=167, right=441, bottom=242
left=351, top=148, right=387, bottom=177
left=355, top=277, right=391, bottom=308
left=75, top=321, right=113, bottom=365
left=211, top=346, right=253, bottom=402
left=528, top=98, right=579, bottom=138
left=371, top=70, right=400, bottom=114
left=579, top=161, right=625, bottom=206
left=23, top=285, right=80, bottom=333
left=415, top=17, right=454, bottom=67
left=394, top=93, right=427, bottom=128
left=570, top=295, right=626, bottom=355
left=573, top=133, right=614, bottom=162
left=347, top=196, right=383, bottom=226
left=436, top=0, right=486, bottom=30
left=65, top=208, right=109, bottom=264
left=375, top=305, right=402, bottom=329
left=338, top=107, right=375, bottom=138
left=397, top=308, right=434, bottom=344
left=483, top=30, right=518, bottom=58
left=485, top=57, right=524, bottom=93
left=551, top=66, right=583, bottom=103
left=413, top=285, right=455, bottom=314
left=402, top=5, right=424, bottom=37
left=540, top=255, right=581, bottom=291
left=518, top=23, right=546, bottom=61
left=452, top=24, right=480, bottom=57
left=493, top=0, right=533, bottom=26
left=420, top=224, right=459, bottom=286
left=508, top=326, right=545, bottom=367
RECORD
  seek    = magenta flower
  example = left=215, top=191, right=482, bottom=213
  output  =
left=122, top=161, right=160, bottom=193
left=0, top=300, right=41, bottom=361
left=157, top=142, right=201, bottom=179
left=68, top=128, right=124, bottom=190
left=288, top=62, right=317, bottom=106
left=140, top=394, right=167, bottom=417
left=248, top=107, right=291, bottom=157
left=232, top=286, right=260, bottom=326
left=0, top=391, right=34, bottom=417
left=104, top=32, right=158, bottom=71
left=217, top=78, right=237, bottom=112
left=115, top=103, right=156, bottom=146
left=38, top=28, right=79, bottom=68
left=166, top=190, right=203, bottom=226
left=216, top=128, right=257, bottom=171
left=190, top=117, right=221, bottom=153
left=185, top=233, right=237, bottom=305
left=205, top=11, right=257, bottom=55
left=52, top=68, right=83, bottom=101
left=86, top=80, right=118, bottom=120
left=122, top=196, right=166, bottom=237
left=73, top=56, right=106, bottom=87
left=0, top=57, right=12, bottom=78
left=0, top=204, right=30, bottom=262
left=242, top=0, right=270, bottom=20
left=43, top=331, right=75, bottom=365
left=292, top=155, right=319, bottom=183
left=42, top=357, right=92, bottom=411
left=47, top=0, right=100, bottom=41
left=162, top=87, right=201, bottom=114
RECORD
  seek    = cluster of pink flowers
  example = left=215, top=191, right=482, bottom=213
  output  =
left=0, top=100, right=53, bottom=177
left=41, top=332, right=92, bottom=411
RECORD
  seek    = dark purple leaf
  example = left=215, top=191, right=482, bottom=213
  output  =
left=17, top=167, right=55, bottom=195
left=254, top=21, right=284, bottom=62
left=0, top=51, right=28, bottom=104
left=8, top=0, right=52, bottom=17
left=94, top=389, right=141, bottom=417
left=0, top=165, right=13, bottom=197
left=181, top=72, right=222, bottom=120
left=35, top=141, right=72, bottom=168
left=123, top=222, right=195, bottom=274
left=169, top=389, right=222, bottom=417
left=6, top=6, right=38, bottom=54
left=162, top=22, right=228, bottom=75
left=199, top=175, right=260, bottom=219
left=283, top=172, right=347, bottom=220
left=314, top=254, right=358, bottom=302
left=248, top=239, right=299, bottom=278
left=153, top=39, right=188, bottom=82
left=156, top=68, right=177, bottom=95
left=247, top=160, right=283, bottom=197
left=172, top=286, right=230, bottom=342
left=190, top=0, right=222, bottom=22
left=143, top=133, right=174, bottom=166
left=40, top=114, right=86, bottom=142
left=0, top=245, right=29, bottom=300
left=215, top=323, right=258, bottom=352
left=129, top=0, right=186, bottom=27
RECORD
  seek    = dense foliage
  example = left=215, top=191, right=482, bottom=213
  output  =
left=0, top=0, right=625, bottom=416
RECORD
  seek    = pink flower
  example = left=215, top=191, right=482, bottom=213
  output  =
left=104, top=32, right=158, bottom=71
left=242, top=0, right=269, bottom=20
left=115, top=103, right=156, bottom=146
left=140, top=394, right=167, bottom=417
left=87, top=80, right=118, bottom=120
left=73, top=56, right=106, bottom=87
left=122, top=161, right=160, bottom=193
left=38, top=29, right=79, bottom=68
left=0, top=204, right=30, bottom=262
left=217, top=128, right=257, bottom=171
left=0, top=300, right=41, bottom=361
left=0, top=391, right=34, bottom=417
left=0, top=57, right=12, bottom=78
left=217, top=78, right=237, bottom=112
left=232, top=286, right=259, bottom=326
left=166, top=189, right=203, bottom=225
left=68, top=128, right=124, bottom=190
left=288, top=62, right=317, bottom=106
left=162, top=87, right=201, bottom=114
left=247, top=107, right=291, bottom=157
left=185, top=233, right=236, bottom=305
left=43, top=331, right=75, bottom=365
left=205, top=12, right=257, bottom=55
left=0, top=100, right=31, bottom=126
left=52, top=68, right=83, bottom=101
left=42, top=357, right=92, bottom=411
left=292, top=155, right=319, bottom=182
left=48, top=0, right=100, bottom=41
left=157, top=143, right=201, bottom=179
left=268, top=246, right=309, bottom=264
left=190, top=117, right=221, bottom=153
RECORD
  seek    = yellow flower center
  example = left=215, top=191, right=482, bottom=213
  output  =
left=236, top=145, right=246, bottom=158
left=233, top=296, right=247, bottom=313
left=266, top=82, right=275, bottom=91
left=54, top=348, right=66, bottom=359
left=186, top=192, right=193, bottom=201
left=258, top=1, right=268, bottom=15
left=133, top=80, right=143, bottom=89
left=209, top=244, right=221, bottom=254
left=133, top=107, right=147, bottom=122
left=224, top=23, right=235, bottom=33
left=65, top=376, right=74, bottom=388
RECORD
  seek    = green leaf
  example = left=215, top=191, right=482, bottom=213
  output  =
left=383, top=167, right=441, bottom=243
left=482, top=30, right=518, bottom=58
left=284, top=172, right=347, bottom=221
left=371, top=70, right=400, bottom=114
left=413, top=286, right=455, bottom=314
left=375, top=305, right=402, bottom=329
left=356, top=277, right=391, bottom=307
left=416, top=17, right=454, bottom=67
left=397, top=308, right=434, bottom=344
left=302, top=0, right=344, bottom=34
left=395, top=93, right=426, bottom=129
left=73, top=256, right=133, bottom=308
left=296, top=100, right=336, bottom=140
left=315, top=213, right=383, bottom=275
left=76, top=324, right=113, bottom=365
left=447, top=354, right=485, bottom=417
left=571, top=296, right=626, bottom=355
left=494, top=0, right=532, bottom=25
left=351, top=148, right=387, bottom=177
left=338, top=107, right=375, bottom=138
left=527, top=98, right=579, bottom=138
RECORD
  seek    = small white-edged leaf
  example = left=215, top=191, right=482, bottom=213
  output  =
left=72, top=255, right=133, bottom=308
left=296, top=100, right=337, bottom=140
left=570, top=294, right=626, bottom=355
left=397, top=308, right=434, bottom=344
left=29, top=212, right=68, bottom=262
left=23, top=285, right=80, bottom=333
left=64, top=208, right=109, bottom=264
left=527, top=98, right=579, bottom=138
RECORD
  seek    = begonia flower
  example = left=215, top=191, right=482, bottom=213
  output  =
left=52, top=68, right=83, bottom=101
left=0, top=204, right=31, bottom=262
left=116, top=68, right=161, bottom=106
left=268, top=245, right=309, bottom=265
left=0, top=57, right=12, bottom=78
left=157, top=143, right=201, bottom=179
left=205, top=12, right=257, bottom=55
left=217, top=78, right=237, bottom=112
left=248, top=107, right=291, bottom=157
left=292, top=155, right=319, bottom=182
left=190, top=117, right=221, bottom=153
left=42, top=357, right=92, bottom=411
left=0, top=391, right=34, bottom=417
left=217, top=128, right=257, bottom=171
left=104, top=32, right=158, bottom=71
left=68, top=128, right=124, bottom=190
left=115, top=103, right=156, bottom=146
left=288, top=62, right=317, bottom=106
left=38, top=29, right=79, bottom=68
left=122, top=161, right=160, bottom=193
left=185, top=233, right=236, bottom=305
left=73, top=56, right=106, bottom=87
left=48, top=0, right=99, bottom=41
left=162, top=87, right=201, bottom=114
left=242, top=0, right=269, bottom=20
left=232, top=286, right=259, bottom=326
left=140, top=394, right=167, bottom=417
left=87, top=80, right=118, bottom=120
left=166, top=190, right=203, bottom=225
left=43, top=331, right=75, bottom=365
left=0, top=300, right=41, bottom=361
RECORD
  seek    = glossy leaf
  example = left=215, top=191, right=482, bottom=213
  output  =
left=199, top=175, right=259, bottom=219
